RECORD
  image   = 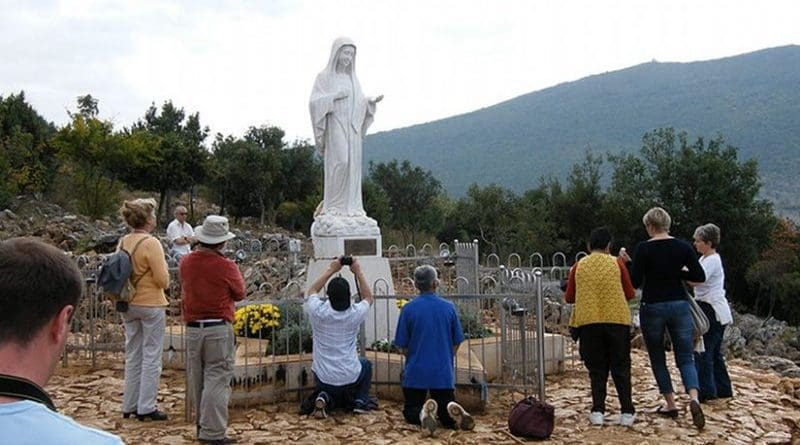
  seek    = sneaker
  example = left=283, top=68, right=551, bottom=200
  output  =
left=353, top=399, right=369, bottom=414
left=689, top=399, right=705, bottom=429
left=420, top=399, right=438, bottom=437
left=619, top=413, right=635, bottom=426
left=446, top=401, right=475, bottom=431
left=589, top=411, right=604, bottom=426
left=313, top=392, right=329, bottom=419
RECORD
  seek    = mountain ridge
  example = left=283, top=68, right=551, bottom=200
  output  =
left=364, top=45, right=800, bottom=216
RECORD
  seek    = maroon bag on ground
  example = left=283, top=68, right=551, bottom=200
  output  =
left=508, top=396, right=555, bottom=440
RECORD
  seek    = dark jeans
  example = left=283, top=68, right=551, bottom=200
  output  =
left=640, top=300, right=699, bottom=394
left=402, top=388, right=456, bottom=428
left=694, top=301, right=733, bottom=401
left=314, top=357, right=372, bottom=410
left=578, top=323, right=634, bottom=414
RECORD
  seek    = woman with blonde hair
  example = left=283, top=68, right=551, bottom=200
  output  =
left=118, top=198, right=170, bottom=421
left=620, top=207, right=707, bottom=428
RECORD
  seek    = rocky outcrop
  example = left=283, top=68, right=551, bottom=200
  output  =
left=725, top=311, right=800, bottom=361
left=1, top=197, right=122, bottom=252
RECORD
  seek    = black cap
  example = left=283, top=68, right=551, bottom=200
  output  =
left=327, top=277, right=351, bottom=311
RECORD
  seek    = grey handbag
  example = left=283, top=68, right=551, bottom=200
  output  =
left=687, top=294, right=710, bottom=338
left=660, top=296, right=709, bottom=350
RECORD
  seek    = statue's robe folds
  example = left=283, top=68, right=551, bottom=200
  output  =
left=309, top=37, right=376, bottom=218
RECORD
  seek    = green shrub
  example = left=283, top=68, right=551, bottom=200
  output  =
left=458, top=307, right=493, bottom=339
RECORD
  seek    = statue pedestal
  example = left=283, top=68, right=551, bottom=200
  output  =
left=310, top=213, right=381, bottom=259
left=308, top=213, right=396, bottom=345
left=311, top=234, right=383, bottom=260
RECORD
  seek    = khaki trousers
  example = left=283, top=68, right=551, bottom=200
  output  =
left=186, top=324, right=235, bottom=441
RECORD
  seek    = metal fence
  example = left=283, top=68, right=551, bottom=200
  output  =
left=65, top=242, right=582, bottom=421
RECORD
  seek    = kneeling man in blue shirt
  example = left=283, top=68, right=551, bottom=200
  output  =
left=0, top=238, right=123, bottom=445
left=394, top=265, right=475, bottom=436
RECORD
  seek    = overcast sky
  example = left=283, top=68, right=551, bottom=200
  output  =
left=1, top=0, right=797, bottom=142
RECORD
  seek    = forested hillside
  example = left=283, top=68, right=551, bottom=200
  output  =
left=364, top=45, right=800, bottom=216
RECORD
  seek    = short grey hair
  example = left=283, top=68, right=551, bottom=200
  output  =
left=643, top=207, right=671, bottom=232
left=414, top=265, right=438, bottom=293
left=694, top=223, right=721, bottom=248
left=174, top=205, right=188, bottom=216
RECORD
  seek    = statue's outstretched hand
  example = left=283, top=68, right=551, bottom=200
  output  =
left=369, top=95, right=384, bottom=104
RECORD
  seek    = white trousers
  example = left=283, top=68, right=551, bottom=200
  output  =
left=121, top=305, right=166, bottom=414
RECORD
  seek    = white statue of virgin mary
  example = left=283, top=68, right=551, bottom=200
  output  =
left=309, top=37, right=383, bottom=237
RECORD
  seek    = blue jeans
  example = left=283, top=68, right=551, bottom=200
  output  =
left=694, top=302, right=733, bottom=401
left=314, top=357, right=372, bottom=410
left=640, top=300, right=699, bottom=394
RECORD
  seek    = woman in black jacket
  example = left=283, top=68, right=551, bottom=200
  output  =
left=621, top=207, right=707, bottom=429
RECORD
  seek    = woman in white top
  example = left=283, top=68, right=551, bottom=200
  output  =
left=689, top=223, right=734, bottom=402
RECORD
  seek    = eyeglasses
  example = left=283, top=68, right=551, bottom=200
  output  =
left=178, top=212, right=187, bottom=216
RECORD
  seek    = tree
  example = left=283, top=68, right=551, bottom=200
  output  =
left=746, top=219, right=800, bottom=322
left=54, top=97, right=139, bottom=218
left=368, top=160, right=443, bottom=244
left=209, top=133, right=281, bottom=224
left=553, top=151, right=605, bottom=252
left=511, top=179, right=570, bottom=258
left=77, top=94, right=99, bottom=118
left=440, top=184, right=519, bottom=256
left=277, top=140, right=322, bottom=205
left=603, top=128, right=776, bottom=302
left=268, top=138, right=323, bottom=231
left=602, top=152, right=654, bottom=249
left=127, top=101, right=209, bottom=219
left=0, top=92, right=59, bottom=205
left=362, top=177, right=391, bottom=227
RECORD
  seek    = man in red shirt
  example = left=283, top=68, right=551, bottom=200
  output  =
left=180, top=215, right=245, bottom=445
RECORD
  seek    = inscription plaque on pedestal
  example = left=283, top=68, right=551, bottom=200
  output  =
left=344, top=238, right=377, bottom=256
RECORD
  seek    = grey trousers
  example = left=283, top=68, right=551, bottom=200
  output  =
left=122, top=305, right=166, bottom=414
left=186, top=324, right=235, bottom=441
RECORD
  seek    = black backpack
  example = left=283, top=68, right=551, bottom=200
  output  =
left=97, top=235, right=151, bottom=312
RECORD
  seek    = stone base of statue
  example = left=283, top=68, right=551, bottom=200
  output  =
left=311, top=213, right=382, bottom=259
left=308, top=212, right=397, bottom=345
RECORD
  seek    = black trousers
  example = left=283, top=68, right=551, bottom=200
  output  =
left=402, top=387, right=456, bottom=428
left=578, top=323, right=635, bottom=414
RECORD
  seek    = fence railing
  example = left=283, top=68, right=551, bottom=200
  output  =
left=66, top=243, right=582, bottom=420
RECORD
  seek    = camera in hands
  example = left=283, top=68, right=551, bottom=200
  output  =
left=339, top=255, right=354, bottom=266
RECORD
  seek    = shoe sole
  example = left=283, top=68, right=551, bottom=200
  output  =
left=690, top=400, right=705, bottom=429
left=137, top=415, right=168, bottom=421
left=421, top=416, right=437, bottom=437
left=655, top=407, right=679, bottom=419
left=313, top=399, right=327, bottom=419
left=447, top=404, right=475, bottom=430
left=421, top=400, right=438, bottom=436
